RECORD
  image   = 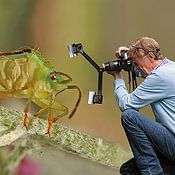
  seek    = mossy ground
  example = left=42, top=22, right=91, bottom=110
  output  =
left=0, top=106, right=131, bottom=175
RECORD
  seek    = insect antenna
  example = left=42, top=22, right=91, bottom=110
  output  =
left=57, top=72, right=72, bottom=84
left=0, top=48, right=32, bottom=56
left=67, top=85, right=81, bottom=118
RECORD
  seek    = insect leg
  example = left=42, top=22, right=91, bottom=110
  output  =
left=32, top=97, right=53, bottom=135
left=32, top=97, right=49, bottom=118
left=47, top=99, right=69, bottom=134
left=32, top=96, right=68, bottom=135
left=34, top=107, right=49, bottom=117
left=23, top=100, right=31, bottom=129
left=52, top=101, right=69, bottom=122
left=45, top=108, right=52, bottom=136
left=66, top=85, right=81, bottom=118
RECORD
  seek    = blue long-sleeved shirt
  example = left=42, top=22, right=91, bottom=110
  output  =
left=114, top=58, right=175, bottom=135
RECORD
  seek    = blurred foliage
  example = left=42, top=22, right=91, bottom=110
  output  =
left=0, top=141, right=28, bottom=175
left=0, top=0, right=35, bottom=50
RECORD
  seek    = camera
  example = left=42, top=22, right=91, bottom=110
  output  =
left=67, top=43, right=137, bottom=104
left=102, top=50, right=132, bottom=72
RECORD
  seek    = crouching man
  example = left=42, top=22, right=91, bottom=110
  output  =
left=108, top=37, right=175, bottom=175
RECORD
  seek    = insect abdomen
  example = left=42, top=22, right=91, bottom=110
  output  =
left=0, top=56, right=30, bottom=91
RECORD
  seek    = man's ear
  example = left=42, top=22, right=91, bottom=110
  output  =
left=148, top=52, right=155, bottom=61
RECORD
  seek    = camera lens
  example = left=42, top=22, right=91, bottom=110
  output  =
left=102, top=60, right=120, bottom=71
left=102, top=62, right=109, bottom=70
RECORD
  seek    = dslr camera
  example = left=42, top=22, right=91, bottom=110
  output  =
left=67, top=43, right=136, bottom=104
left=102, top=50, right=132, bottom=72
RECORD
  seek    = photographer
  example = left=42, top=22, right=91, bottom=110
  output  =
left=109, top=37, right=175, bottom=175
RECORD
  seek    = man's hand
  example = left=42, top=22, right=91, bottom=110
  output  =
left=106, top=71, right=123, bottom=79
left=115, top=46, right=129, bottom=58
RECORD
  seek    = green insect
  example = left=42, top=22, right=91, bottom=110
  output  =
left=0, top=48, right=81, bottom=135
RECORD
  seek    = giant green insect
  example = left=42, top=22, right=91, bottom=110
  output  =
left=0, top=48, right=81, bottom=135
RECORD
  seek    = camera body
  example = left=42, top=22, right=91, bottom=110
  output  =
left=102, top=51, right=132, bottom=72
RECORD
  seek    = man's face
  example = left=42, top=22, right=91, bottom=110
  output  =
left=131, top=53, right=154, bottom=77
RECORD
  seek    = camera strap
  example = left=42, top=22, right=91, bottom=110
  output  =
left=128, top=69, right=137, bottom=92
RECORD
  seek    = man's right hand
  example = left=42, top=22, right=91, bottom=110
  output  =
left=115, top=46, right=129, bottom=58
left=106, top=70, right=123, bottom=79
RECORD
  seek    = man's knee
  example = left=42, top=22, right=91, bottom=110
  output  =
left=120, top=161, right=128, bottom=175
left=121, top=109, right=138, bottom=127
left=119, top=158, right=139, bottom=175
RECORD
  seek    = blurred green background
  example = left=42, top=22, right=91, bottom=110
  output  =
left=0, top=0, right=175, bottom=149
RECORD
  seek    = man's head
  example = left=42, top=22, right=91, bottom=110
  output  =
left=128, top=37, right=164, bottom=76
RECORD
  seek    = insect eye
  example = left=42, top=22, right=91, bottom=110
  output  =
left=50, top=71, right=58, bottom=80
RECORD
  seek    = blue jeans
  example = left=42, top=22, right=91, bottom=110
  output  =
left=120, top=109, right=175, bottom=175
